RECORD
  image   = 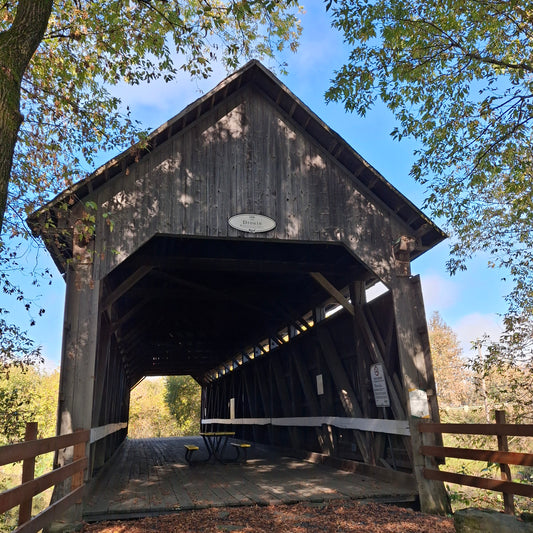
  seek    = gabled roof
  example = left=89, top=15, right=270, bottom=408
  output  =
left=29, top=60, right=445, bottom=270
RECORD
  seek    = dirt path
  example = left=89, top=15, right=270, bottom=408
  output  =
left=81, top=500, right=455, bottom=532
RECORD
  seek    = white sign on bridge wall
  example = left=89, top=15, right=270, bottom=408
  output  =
left=370, top=363, right=390, bottom=407
left=409, top=388, right=430, bottom=419
left=228, top=213, right=276, bottom=233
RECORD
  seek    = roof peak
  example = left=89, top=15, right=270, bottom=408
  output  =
left=28, top=60, right=445, bottom=272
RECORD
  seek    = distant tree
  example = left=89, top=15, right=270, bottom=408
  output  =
left=325, top=0, right=533, bottom=327
left=164, top=375, right=201, bottom=436
left=428, top=312, right=472, bottom=407
left=0, top=366, right=58, bottom=533
left=128, top=377, right=179, bottom=438
left=34, top=369, right=60, bottom=437
left=0, top=365, right=58, bottom=444
left=471, top=317, right=533, bottom=423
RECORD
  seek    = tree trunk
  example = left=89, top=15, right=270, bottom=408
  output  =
left=0, top=0, right=53, bottom=233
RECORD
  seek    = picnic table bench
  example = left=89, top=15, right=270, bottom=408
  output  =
left=230, top=442, right=251, bottom=462
left=184, top=444, right=199, bottom=464
left=184, top=435, right=251, bottom=464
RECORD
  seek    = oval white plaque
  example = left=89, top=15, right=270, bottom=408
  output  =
left=228, top=213, right=276, bottom=233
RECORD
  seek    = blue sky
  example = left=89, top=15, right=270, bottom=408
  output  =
left=2, top=3, right=510, bottom=369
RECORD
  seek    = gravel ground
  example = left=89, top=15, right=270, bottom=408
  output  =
left=80, top=500, right=455, bottom=532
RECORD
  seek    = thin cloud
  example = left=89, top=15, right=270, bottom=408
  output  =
left=421, top=273, right=459, bottom=313
left=108, top=58, right=228, bottom=122
left=453, top=313, right=503, bottom=356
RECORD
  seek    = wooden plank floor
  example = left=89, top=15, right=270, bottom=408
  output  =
left=83, top=437, right=417, bottom=522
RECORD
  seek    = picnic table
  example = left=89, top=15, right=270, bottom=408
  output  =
left=199, top=431, right=235, bottom=463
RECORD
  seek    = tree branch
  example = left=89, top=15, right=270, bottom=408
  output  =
left=403, top=17, right=533, bottom=74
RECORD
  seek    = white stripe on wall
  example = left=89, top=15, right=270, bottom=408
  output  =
left=200, top=416, right=410, bottom=436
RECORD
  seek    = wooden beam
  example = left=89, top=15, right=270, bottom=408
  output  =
left=352, top=306, right=407, bottom=420
left=0, top=458, right=87, bottom=515
left=409, top=275, right=443, bottom=441
left=134, top=254, right=360, bottom=276
left=309, top=272, right=354, bottom=316
left=270, top=356, right=302, bottom=450
left=241, top=369, right=259, bottom=443
left=152, top=270, right=278, bottom=318
left=423, top=468, right=533, bottom=498
left=254, top=363, right=274, bottom=443
left=421, top=445, right=533, bottom=467
left=316, top=327, right=372, bottom=463
left=419, top=422, right=533, bottom=437
left=101, top=265, right=153, bottom=311
left=292, top=345, right=334, bottom=455
left=352, top=299, right=414, bottom=467
left=116, top=323, right=151, bottom=351
left=366, top=305, right=395, bottom=369
left=110, top=299, right=150, bottom=333
left=91, top=318, right=112, bottom=454
left=391, top=275, right=451, bottom=514
left=13, top=485, right=85, bottom=533
left=350, top=282, right=374, bottom=464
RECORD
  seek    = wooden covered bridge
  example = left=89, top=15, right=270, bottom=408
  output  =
left=29, top=61, right=450, bottom=525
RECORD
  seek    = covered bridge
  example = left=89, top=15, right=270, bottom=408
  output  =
left=29, top=60, right=449, bottom=520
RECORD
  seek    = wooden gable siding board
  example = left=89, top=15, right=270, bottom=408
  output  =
left=151, top=146, right=171, bottom=236
left=253, top=81, right=415, bottom=244
left=93, top=157, right=139, bottom=278
left=88, top=88, right=405, bottom=282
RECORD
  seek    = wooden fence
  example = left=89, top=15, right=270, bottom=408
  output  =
left=419, top=410, right=533, bottom=514
left=0, top=423, right=89, bottom=533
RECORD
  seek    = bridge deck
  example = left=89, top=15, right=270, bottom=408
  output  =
left=83, top=437, right=417, bottom=522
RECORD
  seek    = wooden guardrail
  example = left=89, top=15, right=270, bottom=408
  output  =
left=419, top=410, right=533, bottom=514
left=0, top=423, right=89, bottom=533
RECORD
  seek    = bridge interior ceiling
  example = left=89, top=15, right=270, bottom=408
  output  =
left=103, top=236, right=374, bottom=386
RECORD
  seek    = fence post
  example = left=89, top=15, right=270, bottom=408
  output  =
left=495, top=409, right=515, bottom=515
left=18, top=421, right=38, bottom=525
left=71, top=429, right=87, bottom=504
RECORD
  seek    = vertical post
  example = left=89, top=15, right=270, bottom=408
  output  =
left=50, top=211, right=100, bottom=531
left=71, top=430, right=86, bottom=491
left=350, top=281, right=375, bottom=465
left=495, top=410, right=515, bottom=515
left=55, top=239, right=100, bottom=468
left=391, top=274, right=451, bottom=515
left=18, top=422, right=38, bottom=525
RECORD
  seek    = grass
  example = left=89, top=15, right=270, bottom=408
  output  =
left=444, top=461, right=533, bottom=516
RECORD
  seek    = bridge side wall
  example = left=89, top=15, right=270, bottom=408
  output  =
left=202, top=292, right=412, bottom=469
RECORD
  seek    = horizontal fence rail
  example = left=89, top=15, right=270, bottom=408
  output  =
left=420, top=445, right=533, bottom=468
left=0, top=421, right=127, bottom=533
left=423, top=467, right=533, bottom=498
left=0, top=457, right=87, bottom=515
left=419, top=411, right=533, bottom=514
left=0, top=430, right=89, bottom=467
left=419, top=423, right=533, bottom=437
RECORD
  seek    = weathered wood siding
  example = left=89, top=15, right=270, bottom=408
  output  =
left=203, top=292, right=411, bottom=468
left=72, top=86, right=413, bottom=283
